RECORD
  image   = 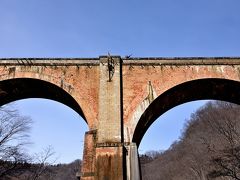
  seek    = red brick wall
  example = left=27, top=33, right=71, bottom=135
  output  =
left=0, top=61, right=100, bottom=130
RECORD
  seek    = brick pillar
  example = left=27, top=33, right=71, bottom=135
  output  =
left=81, top=130, right=97, bottom=180
left=96, top=56, right=124, bottom=180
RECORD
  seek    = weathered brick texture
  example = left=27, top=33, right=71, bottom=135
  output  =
left=1, top=57, right=240, bottom=179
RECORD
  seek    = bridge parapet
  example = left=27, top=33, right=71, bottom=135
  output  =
left=122, top=57, right=240, bottom=66
left=0, top=58, right=100, bottom=66
left=2, top=56, right=240, bottom=66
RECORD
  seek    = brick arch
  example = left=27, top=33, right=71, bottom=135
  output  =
left=0, top=78, right=87, bottom=124
left=132, top=78, right=240, bottom=146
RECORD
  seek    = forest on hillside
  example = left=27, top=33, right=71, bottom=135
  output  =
left=0, top=159, right=81, bottom=180
left=140, top=101, right=240, bottom=180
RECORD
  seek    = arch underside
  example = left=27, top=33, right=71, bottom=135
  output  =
left=133, top=78, right=240, bottom=146
left=0, top=78, right=86, bottom=121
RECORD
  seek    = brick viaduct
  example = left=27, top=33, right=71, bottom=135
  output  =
left=1, top=57, right=240, bottom=179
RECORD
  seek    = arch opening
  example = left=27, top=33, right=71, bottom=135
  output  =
left=138, top=100, right=209, bottom=154
left=10, top=98, right=88, bottom=164
left=0, top=78, right=89, bottom=178
left=133, top=78, right=240, bottom=147
left=0, top=78, right=86, bottom=122
left=0, top=78, right=89, bottom=163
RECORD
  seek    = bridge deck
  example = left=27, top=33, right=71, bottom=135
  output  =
left=0, top=57, right=240, bottom=66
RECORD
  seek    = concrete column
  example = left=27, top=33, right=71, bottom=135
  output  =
left=96, top=56, right=124, bottom=180
left=126, top=143, right=140, bottom=180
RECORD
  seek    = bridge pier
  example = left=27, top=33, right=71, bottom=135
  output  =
left=95, top=56, right=124, bottom=179
left=81, top=56, right=126, bottom=179
left=81, top=56, right=140, bottom=179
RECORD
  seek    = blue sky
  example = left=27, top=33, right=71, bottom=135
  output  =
left=14, top=99, right=88, bottom=164
left=0, top=0, right=240, bottom=163
left=1, top=0, right=240, bottom=58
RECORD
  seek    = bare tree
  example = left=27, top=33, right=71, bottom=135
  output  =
left=0, top=104, right=77, bottom=180
left=26, top=146, right=56, bottom=180
left=205, top=102, right=240, bottom=179
left=0, top=104, right=32, bottom=179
